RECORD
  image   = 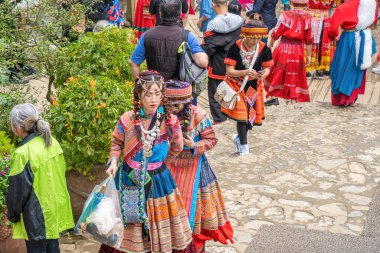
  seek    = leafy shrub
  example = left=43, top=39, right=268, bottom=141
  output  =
left=0, top=84, right=37, bottom=139
left=0, top=131, right=13, bottom=222
left=47, top=75, right=134, bottom=175
left=0, top=131, right=14, bottom=159
left=55, top=27, right=138, bottom=88
left=0, top=157, right=10, bottom=222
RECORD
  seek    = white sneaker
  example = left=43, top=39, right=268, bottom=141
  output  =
left=239, top=144, right=250, bottom=156
left=232, top=134, right=240, bottom=153
left=372, top=65, right=380, bottom=74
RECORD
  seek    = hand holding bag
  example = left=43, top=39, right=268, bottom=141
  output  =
left=214, top=43, right=260, bottom=110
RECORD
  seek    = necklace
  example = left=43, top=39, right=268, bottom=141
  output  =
left=140, top=111, right=162, bottom=157
left=240, top=41, right=257, bottom=69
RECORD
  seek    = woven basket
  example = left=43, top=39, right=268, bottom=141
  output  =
left=0, top=209, right=12, bottom=241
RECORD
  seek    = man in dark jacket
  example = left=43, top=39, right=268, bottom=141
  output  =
left=130, top=0, right=208, bottom=80
left=202, top=0, right=243, bottom=123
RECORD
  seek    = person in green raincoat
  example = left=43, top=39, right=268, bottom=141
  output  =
left=6, top=103, right=74, bottom=253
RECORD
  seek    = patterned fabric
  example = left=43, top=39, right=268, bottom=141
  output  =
left=106, top=0, right=124, bottom=28
left=306, top=4, right=334, bottom=73
left=109, top=111, right=183, bottom=164
left=167, top=106, right=233, bottom=252
left=255, top=79, right=265, bottom=125
left=165, top=81, right=193, bottom=104
left=133, top=0, right=156, bottom=38
left=264, top=11, right=312, bottom=102
left=223, top=40, right=272, bottom=124
left=245, top=87, right=258, bottom=127
left=105, top=111, right=192, bottom=253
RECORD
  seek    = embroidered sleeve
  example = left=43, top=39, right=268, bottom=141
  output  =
left=224, top=58, right=237, bottom=66
left=191, top=116, right=217, bottom=156
left=109, top=114, right=127, bottom=162
left=166, top=116, right=183, bottom=162
left=271, top=13, right=285, bottom=41
left=225, top=43, right=239, bottom=66
left=328, top=7, right=344, bottom=40
left=261, top=46, right=274, bottom=67
left=304, top=23, right=313, bottom=45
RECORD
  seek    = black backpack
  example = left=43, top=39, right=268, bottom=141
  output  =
left=177, top=29, right=207, bottom=98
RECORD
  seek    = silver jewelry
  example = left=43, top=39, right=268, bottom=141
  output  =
left=240, top=41, right=257, bottom=69
left=140, top=112, right=161, bottom=157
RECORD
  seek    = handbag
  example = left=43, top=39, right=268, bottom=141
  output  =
left=214, top=43, right=260, bottom=110
left=119, top=166, right=147, bottom=225
left=118, top=112, right=162, bottom=228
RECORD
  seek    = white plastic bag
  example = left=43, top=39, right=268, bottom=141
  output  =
left=74, top=176, right=123, bottom=249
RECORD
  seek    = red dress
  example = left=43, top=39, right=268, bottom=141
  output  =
left=133, top=0, right=156, bottom=39
left=264, top=10, right=313, bottom=102
left=307, top=0, right=334, bottom=73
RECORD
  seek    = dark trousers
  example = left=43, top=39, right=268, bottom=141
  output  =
left=25, top=239, right=60, bottom=253
left=237, top=122, right=249, bottom=145
left=208, top=77, right=227, bottom=123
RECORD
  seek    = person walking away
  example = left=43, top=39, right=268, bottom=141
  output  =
left=306, top=0, right=334, bottom=79
left=202, top=0, right=244, bottom=124
left=223, top=20, right=273, bottom=155
left=133, top=0, right=156, bottom=38
left=149, top=0, right=188, bottom=26
left=264, top=0, right=313, bottom=107
left=6, top=103, right=74, bottom=253
left=99, top=71, right=195, bottom=253
left=328, top=0, right=378, bottom=106
left=198, top=0, right=216, bottom=33
left=246, top=0, right=278, bottom=44
left=164, top=81, right=234, bottom=252
left=130, top=0, right=208, bottom=81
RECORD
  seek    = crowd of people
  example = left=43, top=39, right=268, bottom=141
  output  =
left=4, top=0, right=380, bottom=253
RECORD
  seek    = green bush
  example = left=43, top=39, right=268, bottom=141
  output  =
left=55, top=27, right=138, bottom=88
left=0, top=131, right=14, bottom=159
left=47, top=75, right=134, bottom=175
left=0, top=84, right=37, bottom=139
left=46, top=28, right=139, bottom=175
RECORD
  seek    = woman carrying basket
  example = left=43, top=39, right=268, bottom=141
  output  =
left=222, top=20, right=273, bottom=156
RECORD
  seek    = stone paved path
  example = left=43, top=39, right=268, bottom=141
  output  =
left=60, top=102, right=380, bottom=252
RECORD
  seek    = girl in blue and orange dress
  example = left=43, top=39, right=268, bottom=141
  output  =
left=165, top=81, right=234, bottom=253
left=99, top=71, right=195, bottom=253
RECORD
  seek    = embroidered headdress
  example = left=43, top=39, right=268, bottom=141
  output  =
left=165, top=81, right=193, bottom=104
left=241, top=20, right=268, bottom=39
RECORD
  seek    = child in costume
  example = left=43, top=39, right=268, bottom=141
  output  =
left=165, top=81, right=234, bottom=253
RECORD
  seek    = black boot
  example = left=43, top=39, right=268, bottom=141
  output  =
left=264, top=98, right=280, bottom=106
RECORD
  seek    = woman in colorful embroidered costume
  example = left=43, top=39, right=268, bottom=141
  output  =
left=100, top=71, right=194, bottom=253
left=133, top=0, right=156, bottom=38
left=105, top=0, right=124, bottom=28
left=223, top=20, right=273, bottom=156
left=328, top=0, right=378, bottom=106
left=306, top=0, right=334, bottom=78
left=164, top=81, right=234, bottom=253
left=264, top=0, right=313, bottom=103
